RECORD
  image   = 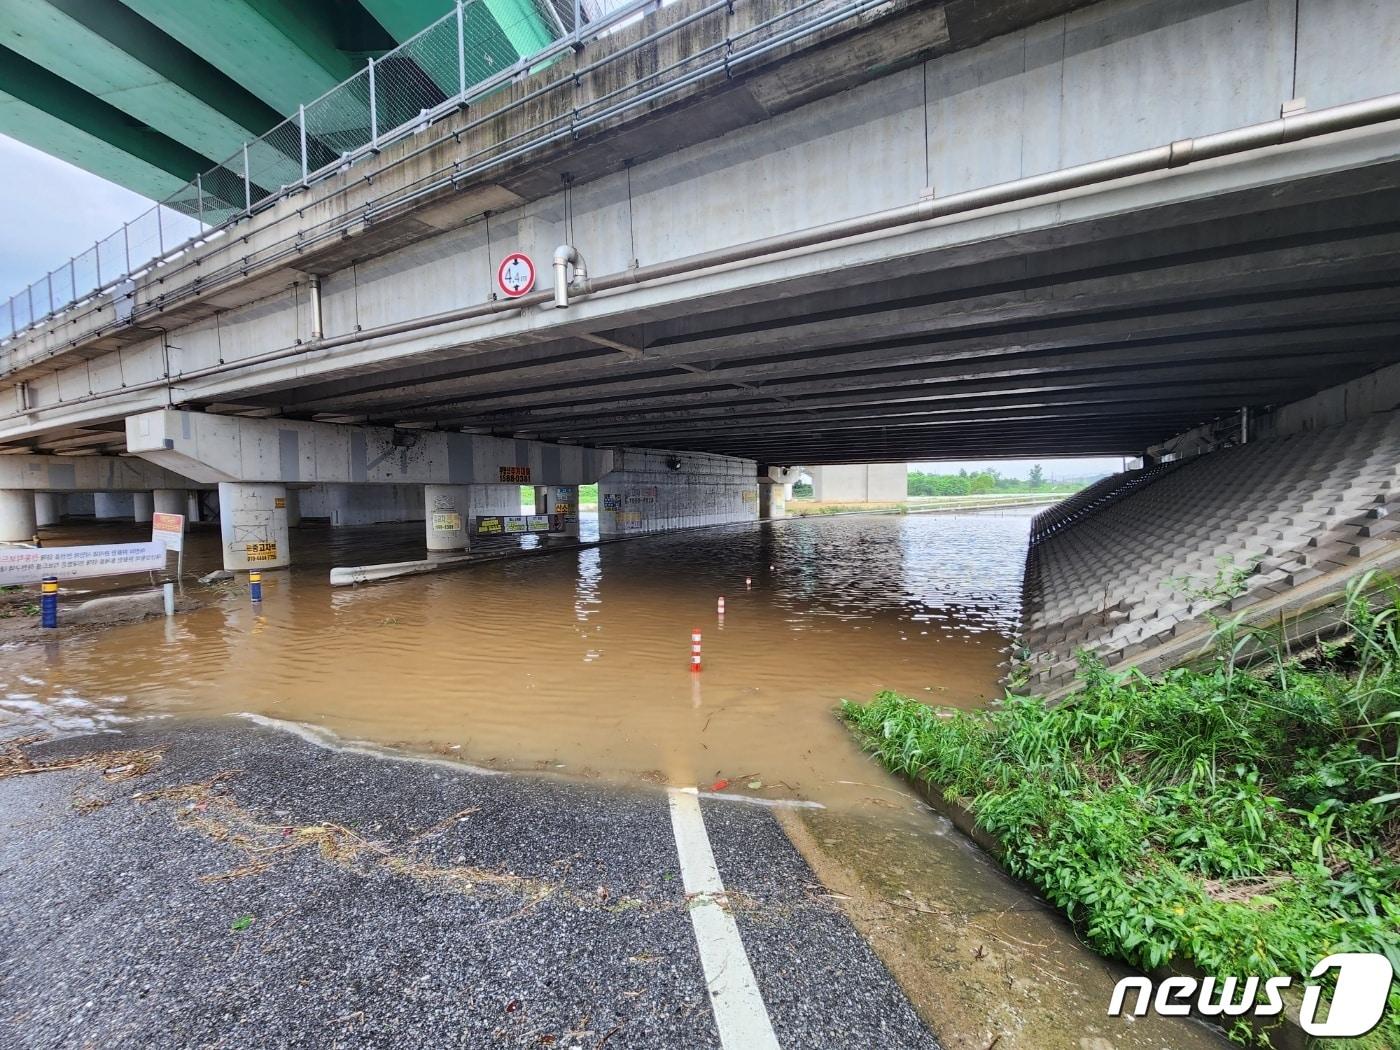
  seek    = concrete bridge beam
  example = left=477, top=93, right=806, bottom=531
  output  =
left=125, top=410, right=613, bottom=488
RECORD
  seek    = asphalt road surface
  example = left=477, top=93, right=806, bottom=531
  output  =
left=0, top=719, right=939, bottom=1049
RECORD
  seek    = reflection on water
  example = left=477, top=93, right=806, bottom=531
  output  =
left=0, top=512, right=1028, bottom=805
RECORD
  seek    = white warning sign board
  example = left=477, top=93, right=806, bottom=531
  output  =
left=152, top=512, right=185, bottom=552
left=0, top=542, right=167, bottom=586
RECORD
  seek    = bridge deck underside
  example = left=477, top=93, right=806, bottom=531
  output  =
left=24, top=156, right=1400, bottom=464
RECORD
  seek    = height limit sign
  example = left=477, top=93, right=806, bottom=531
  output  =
left=496, top=252, right=535, bottom=298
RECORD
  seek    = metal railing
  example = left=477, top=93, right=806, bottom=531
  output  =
left=2, top=0, right=644, bottom=343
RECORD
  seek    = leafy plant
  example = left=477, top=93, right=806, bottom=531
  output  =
left=842, top=572, right=1400, bottom=1047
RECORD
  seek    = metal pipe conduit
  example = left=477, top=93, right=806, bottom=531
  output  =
left=6, top=90, right=1400, bottom=428
left=308, top=276, right=324, bottom=341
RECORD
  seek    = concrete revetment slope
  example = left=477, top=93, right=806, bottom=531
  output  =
left=1020, top=410, right=1400, bottom=695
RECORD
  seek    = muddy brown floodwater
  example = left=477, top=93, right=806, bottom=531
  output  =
left=0, top=510, right=1227, bottom=1050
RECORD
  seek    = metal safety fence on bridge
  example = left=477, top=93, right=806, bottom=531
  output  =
left=1, top=0, right=641, bottom=343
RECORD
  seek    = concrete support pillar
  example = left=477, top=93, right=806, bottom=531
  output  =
left=34, top=492, right=62, bottom=527
left=284, top=489, right=301, bottom=527
left=545, top=485, right=580, bottom=539
left=758, top=480, right=786, bottom=520
left=0, top=490, right=37, bottom=542
left=186, top=491, right=203, bottom=523
left=425, top=484, right=473, bottom=551
left=218, top=482, right=289, bottom=571
left=533, top=485, right=549, bottom=514
left=153, top=489, right=185, bottom=515
left=93, top=492, right=131, bottom=520
left=131, top=492, right=154, bottom=523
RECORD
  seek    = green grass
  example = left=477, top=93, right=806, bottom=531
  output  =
left=842, top=573, right=1400, bottom=1047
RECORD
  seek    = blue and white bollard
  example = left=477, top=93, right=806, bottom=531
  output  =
left=40, top=576, right=58, bottom=629
left=249, top=571, right=262, bottom=603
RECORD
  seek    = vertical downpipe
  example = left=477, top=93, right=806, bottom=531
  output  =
left=1240, top=406, right=1249, bottom=445
left=308, top=275, right=324, bottom=340
left=243, top=143, right=252, bottom=212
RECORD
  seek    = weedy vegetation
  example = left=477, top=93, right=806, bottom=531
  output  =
left=842, top=571, right=1400, bottom=1047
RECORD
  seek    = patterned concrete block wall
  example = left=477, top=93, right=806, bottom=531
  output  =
left=598, top=449, right=757, bottom=537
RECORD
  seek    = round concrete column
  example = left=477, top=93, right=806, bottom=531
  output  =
left=93, top=492, right=131, bottom=520
left=425, top=485, right=472, bottom=551
left=153, top=489, right=185, bottom=515
left=186, top=492, right=202, bottom=523
left=0, top=490, right=37, bottom=542
left=217, top=482, right=290, bottom=571
left=533, top=485, right=549, bottom=515
left=34, top=492, right=62, bottom=527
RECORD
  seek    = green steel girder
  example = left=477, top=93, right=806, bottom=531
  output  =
left=0, top=0, right=568, bottom=209
left=117, top=0, right=396, bottom=116
left=359, top=0, right=560, bottom=55
left=357, top=0, right=455, bottom=42
left=0, top=45, right=213, bottom=199
left=0, top=0, right=283, bottom=164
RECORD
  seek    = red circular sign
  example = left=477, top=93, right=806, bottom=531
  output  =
left=496, top=252, right=536, bottom=298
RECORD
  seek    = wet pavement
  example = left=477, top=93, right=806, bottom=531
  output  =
left=0, top=720, right=937, bottom=1050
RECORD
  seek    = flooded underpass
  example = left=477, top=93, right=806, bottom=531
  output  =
left=0, top=511, right=1227, bottom=1050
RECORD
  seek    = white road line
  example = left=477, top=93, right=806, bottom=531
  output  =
left=667, top=786, right=782, bottom=1050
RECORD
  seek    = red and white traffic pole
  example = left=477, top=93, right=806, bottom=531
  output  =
left=690, top=628, right=703, bottom=672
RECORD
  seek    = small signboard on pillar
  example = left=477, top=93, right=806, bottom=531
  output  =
left=152, top=511, right=186, bottom=577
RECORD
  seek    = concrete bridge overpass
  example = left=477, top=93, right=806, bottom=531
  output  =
left=3, top=0, right=1400, bottom=566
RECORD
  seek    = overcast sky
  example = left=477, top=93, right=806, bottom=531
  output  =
left=0, top=135, right=152, bottom=295
left=0, top=136, right=1128, bottom=478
